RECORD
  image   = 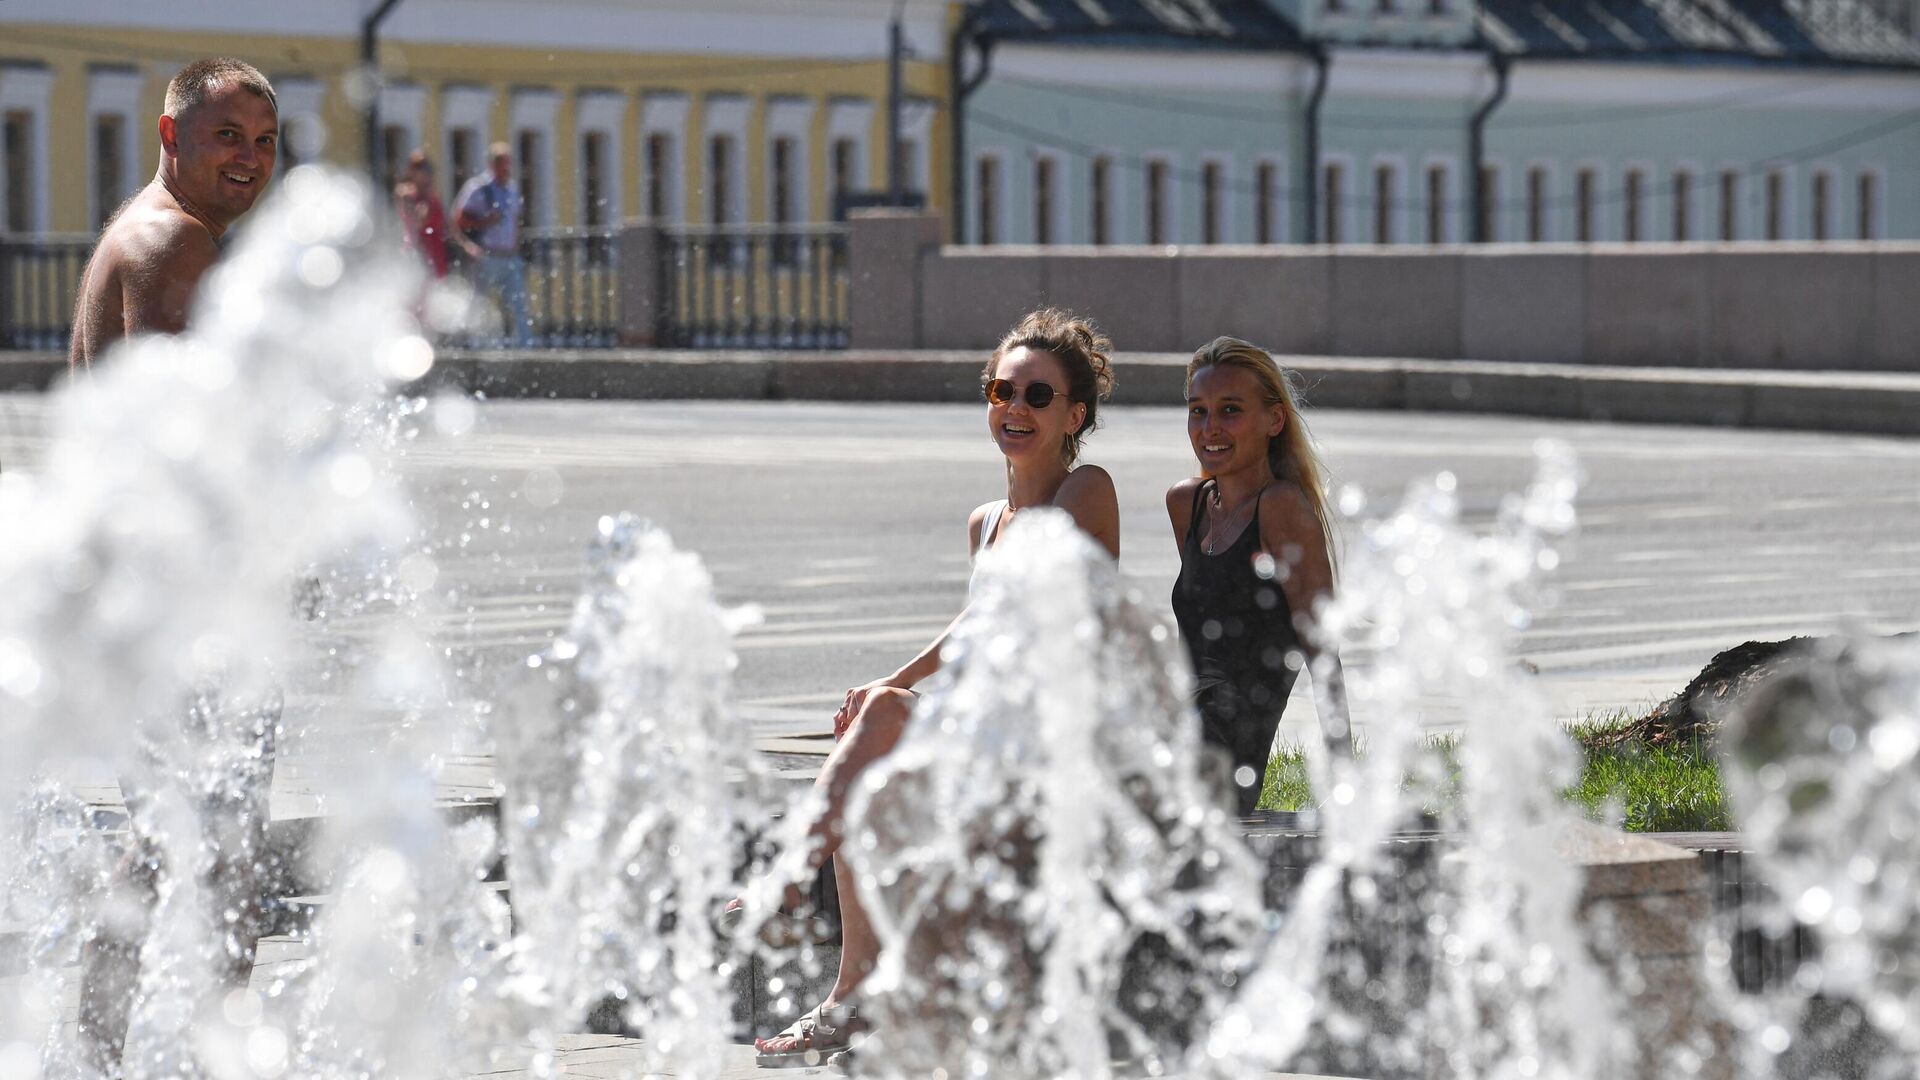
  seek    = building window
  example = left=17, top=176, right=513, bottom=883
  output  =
left=1764, top=171, right=1785, bottom=241
left=1323, top=160, right=1344, bottom=244
left=1256, top=162, right=1278, bottom=244
left=92, top=114, right=125, bottom=229
left=1475, top=164, right=1498, bottom=242
left=1090, top=156, right=1111, bottom=245
left=899, top=137, right=921, bottom=195
left=4, top=110, right=31, bottom=233
left=708, top=134, right=734, bottom=226
left=1811, top=171, right=1832, bottom=241
left=1373, top=162, right=1396, bottom=243
left=1201, top=161, right=1222, bottom=244
left=581, top=132, right=607, bottom=227
left=1034, top=157, right=1055, bottom=244
left=1858, top=172, right=1878, bottom=240
left=449, top=129, right=477, bottom=199
left=1719, top=170, right=1739, bottom=241
left=645, top=133, right=674, bottom=220
left=771, top=136, right=797, bottom=226
left=1672, top=170, right=1693, bottom=241
left=1526, top=166, right=1547, bottom=242
left=1146, top=159, right=1169, bottom=245
left=382, top=124, right=408, bottom=189
left=1621, top=168, right=1643, bottom=242
left=832, top=138, right=858, bottom=214
left=976, top=156, right=1000, bottom=244
left=1425, top=163, right=1447, bottom=244
left=1575, top=167, right=1596, bottom=242
left=518, top=129, right=543, bottom=227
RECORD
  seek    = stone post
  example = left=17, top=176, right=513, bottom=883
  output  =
left=616, top=220, right=662, bottom=347
left=847, top=207, right=942, bottom=350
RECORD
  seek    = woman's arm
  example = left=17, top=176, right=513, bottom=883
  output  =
left=1166, top=477, right=1202, bottom=552
left=1259, top=483, right=1354, bottom=756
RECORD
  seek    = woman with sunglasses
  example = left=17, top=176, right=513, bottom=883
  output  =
left=1168, top=337, right=1351, bottom=818
left=748, top=308, right=1119, bottom=1067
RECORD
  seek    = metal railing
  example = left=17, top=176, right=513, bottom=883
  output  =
left=449, top=226, right=619, bottom=349
left=656, top=224, right=849, bottom=349
left=1, top=234, right=94, bottom=352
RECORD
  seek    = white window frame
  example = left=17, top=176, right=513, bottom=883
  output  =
left=1197, top=153, right=1232, bottom=244
left=1668, top=158, right=1702, bottom=242
left=1522, top=158, right=1558, bottom=243
left=899, top=97, right=935, bottom=200
left=1716, top=161, right=1745, bottom=242
left=274, top=77, right=326, bottom=167
left=1143, top=151, right=1178, bottom=245
left=1807, top=162, right=1838, bottom=242
left=1253, top=152, right=1288, bottom=244
left=1320, top=151, right=1356, bottom=245
left=639, top=92, right=688, bottom=223
left=510, top=88, right=561, bottom=227
left=0, top=66, right=55, bottom=233
left=1760, top=163, right=1795, bottom=241
left=972, top=148, right=1008, bottom=245
left=1475, top=158, right=1505, bottom=243
left=1571, top=158, right=1606, bottom=242
left=1418, top=152, right=1458, bottom=244
left=86, top=68, right=143, bottom=229
left=1030, top=148, right=1066, bottom=245
left=1368, top=152, right=1408, bottom=244
left=763, top=95, right=814, bottom=224
left=1855, top=163, right=1887, bottom=240
left=1619, top=158, right=1654, bottom=243
left=701, top=93, right=749, bottom=227
left=575, top=90, right=626, bottom=227
left=826, top=96, right=874, bottom=205
left=378, top=81, right=426, bottom=179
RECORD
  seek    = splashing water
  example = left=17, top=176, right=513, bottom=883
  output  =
left=497, top=513, right=765, bottom=1078
left=844, top=509, right=1266, bottom=1080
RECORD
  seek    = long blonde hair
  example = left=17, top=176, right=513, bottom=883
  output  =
left=1186, top=336, right=1339, bottom=575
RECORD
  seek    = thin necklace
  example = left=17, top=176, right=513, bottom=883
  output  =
left=1203, top=484, right=1260, bottom=556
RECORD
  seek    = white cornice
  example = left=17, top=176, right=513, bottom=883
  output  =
left=1506, top=62, right=1920, bottom=111
left=0, top=0, right=949, bottom=61
left=993, top=43, right=1311, bottom=94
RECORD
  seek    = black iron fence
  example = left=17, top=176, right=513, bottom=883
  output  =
left=1, top=234, right=94, bottom=351
left=656, top=224, right=849, bottom=349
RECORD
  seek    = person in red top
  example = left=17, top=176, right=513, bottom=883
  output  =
left=394, top=149, right=449, bottom=278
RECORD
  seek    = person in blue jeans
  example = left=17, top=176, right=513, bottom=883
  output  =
left=453, top=142, right=532, bottom=346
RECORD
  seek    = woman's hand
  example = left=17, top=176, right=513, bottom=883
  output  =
left=833, top=676, right=908, bottom=738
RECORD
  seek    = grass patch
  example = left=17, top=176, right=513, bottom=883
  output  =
left=1258, top=717, right=1731, bottom=833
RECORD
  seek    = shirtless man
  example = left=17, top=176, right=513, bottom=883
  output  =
left=69, top=57, right=279, bottom=372
left=72, top=59, right=281, bottom=1074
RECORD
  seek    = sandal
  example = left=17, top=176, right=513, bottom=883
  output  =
left=754, top=1002, right=868, bottom=1069
left=717, top=895, right=834, bottom=949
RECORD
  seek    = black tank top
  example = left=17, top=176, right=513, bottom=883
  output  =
left=1170, top=479, right=1303, bottom=722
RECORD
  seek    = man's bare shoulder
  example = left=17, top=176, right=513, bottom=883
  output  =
left=105, top=189, right=219, bottom=279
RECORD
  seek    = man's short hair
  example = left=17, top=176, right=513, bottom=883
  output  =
left=163, top=58, right=277, bottom=119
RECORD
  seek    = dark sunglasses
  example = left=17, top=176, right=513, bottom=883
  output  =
left=984, top=378, right=1059, bottom=409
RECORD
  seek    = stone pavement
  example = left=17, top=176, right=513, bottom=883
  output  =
left=7, top=348, right=1920, bottom=436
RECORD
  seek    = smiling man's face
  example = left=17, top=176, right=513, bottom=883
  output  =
left=164, top=81, right=279, bottom=230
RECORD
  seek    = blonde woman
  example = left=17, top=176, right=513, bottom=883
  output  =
left=1167, top=337, right=1351, bottom=816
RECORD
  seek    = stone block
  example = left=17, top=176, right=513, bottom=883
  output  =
left=1175, top=248, right=1333, bottom=356
left=1560, top=820, right=1704, bottom=899
left=772, top=351, right=983, bottom=402
left=1871, top=246, right=1920, bottom=372
left=846, top=209, right=942, bottom=350
left=918, top=250, right=1046, bottom=350
left=1042, top=248, right=1181, bottom=353
left=1585, top=248, right=1710, bottom=367
left=1580, top=889, right=1708, bottom=959
left=1330, top=249, right=1463, bottom=360
left=615, top=222, right=661, bottom=347
left=1461, top=247, right=1585, bottom=364
left=1404, top=365, right=1583, bottom=418
left=1749, top=379, right=1920, bottom=436
left=1577, top=374, right=1750, bottom=427
left=1283, top=358, right=1407, bottom=411
left=1709, top=246, right=1873, bottom=369
left=1109, top=354, right=1190, bottom=406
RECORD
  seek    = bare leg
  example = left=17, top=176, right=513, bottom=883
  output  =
left=76, top=846, right=156, bottom=1076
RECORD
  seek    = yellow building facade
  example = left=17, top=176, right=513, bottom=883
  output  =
left=0, top=0, right=950, bottom=235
